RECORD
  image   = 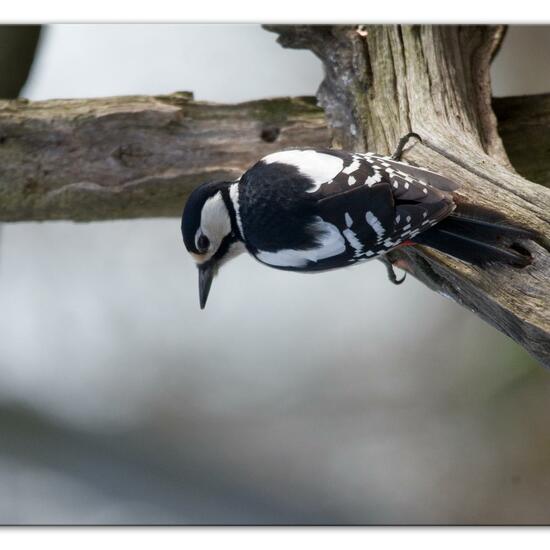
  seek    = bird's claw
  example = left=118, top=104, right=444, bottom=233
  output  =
left=391, top=132, right=422, bottom=161
left=381, top=257, right=407, bottom=285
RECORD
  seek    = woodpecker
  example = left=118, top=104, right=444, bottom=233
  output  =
left=181, top=133, right=533, bottom=308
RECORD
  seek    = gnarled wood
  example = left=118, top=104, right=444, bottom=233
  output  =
left=0, top=94, right=330, bottom=221
left=266, top=25, right=550, bottom=366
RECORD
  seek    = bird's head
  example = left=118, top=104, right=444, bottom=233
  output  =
left=181, top=180, right=244, bottom=309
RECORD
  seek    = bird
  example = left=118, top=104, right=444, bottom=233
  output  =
left=181, top=133, right=533, bottom=309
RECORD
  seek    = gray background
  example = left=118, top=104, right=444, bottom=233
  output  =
left=0, top=25, right=549, bottom=524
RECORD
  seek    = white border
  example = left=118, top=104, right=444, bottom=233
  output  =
left=1, top=526, right=549, bottom=549
left=1, top=2, right=549, bottom=545
left=2, top=0, right=550, bottom=23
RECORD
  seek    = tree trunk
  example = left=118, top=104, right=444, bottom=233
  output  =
left=266, top=25, right=550, bottom=367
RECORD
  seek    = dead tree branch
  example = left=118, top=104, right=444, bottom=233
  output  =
left=1, top=91, right=548, bottom=222
left=266, top=24, right=550, bottom=366
left=0, top=94, right=329, bottom=221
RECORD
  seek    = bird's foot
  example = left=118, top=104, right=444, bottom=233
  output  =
left=391, top=132, right=422, bottom=161
left=380, top=256, right=407, bottom=285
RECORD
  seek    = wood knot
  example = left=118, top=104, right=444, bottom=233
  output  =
left=23, top=179, right=39, bottom=196
left=113, top=143, right=148, bottom=167
left=260, top=126, right=280, bottom=143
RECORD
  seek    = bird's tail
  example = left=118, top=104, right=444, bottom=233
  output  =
left=413, top=203, right=534, bottom=267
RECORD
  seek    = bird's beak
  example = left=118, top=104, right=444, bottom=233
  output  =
left=198, top=261, right=216, bottom=309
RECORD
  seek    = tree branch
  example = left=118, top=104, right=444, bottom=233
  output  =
left=1, top=90, right=548, bottom=221
left=0, top=93, right=330, bottom=221
left=266, top=24, right=550, bottom=367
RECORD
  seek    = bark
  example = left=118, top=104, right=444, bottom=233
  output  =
left=266, top=25, right=550, bottom=367
left=0, top=94, right=330, bottom=221
left=1, top=91, right=548, bottom=222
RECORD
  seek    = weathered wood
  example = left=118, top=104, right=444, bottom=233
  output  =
left=0, top=90, right=548, bottom=222
left=494, top=93, right=550, bottom=187
left=266, top=25, right=550, bottom=367
left=0, top=93, right=330, bottom=221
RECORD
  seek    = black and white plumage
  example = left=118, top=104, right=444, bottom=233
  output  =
left=181, top=134, right=533, bottom=308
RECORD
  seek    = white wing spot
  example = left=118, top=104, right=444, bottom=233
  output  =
left=345, top=212, right=353, bottom=227
left=365, top=211, right=385, bottom=237
left=343, top=160, right=361, bottom=175
left=348, top=175, right=356, bottom=186
left=343, top=228, right=364, bottom=257
left=366, top=172, right=383, bottom=186
left=406, top=216, right=412, bottom=223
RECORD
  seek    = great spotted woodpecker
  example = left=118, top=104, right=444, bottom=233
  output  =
left=181, top=133, right=532, bottom=308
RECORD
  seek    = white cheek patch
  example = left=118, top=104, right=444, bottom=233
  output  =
left=198, top=191, right=231, bottom=263
left=256, top=217, right=346, bottom=268
left=262, top=150, right=344, bottom=194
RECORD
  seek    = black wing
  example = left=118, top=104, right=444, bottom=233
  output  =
left=313, top=151, right=456, bottom=260
left=238, top=148, right=457, bottom=272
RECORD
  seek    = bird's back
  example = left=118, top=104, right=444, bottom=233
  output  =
left=236, top=148, right=456, bottom=271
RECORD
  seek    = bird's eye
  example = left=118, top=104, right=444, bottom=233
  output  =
left=197, top=234, right=210, bottom=252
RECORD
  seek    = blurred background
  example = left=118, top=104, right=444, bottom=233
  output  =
left=0, top=24, right=549, bottom=524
